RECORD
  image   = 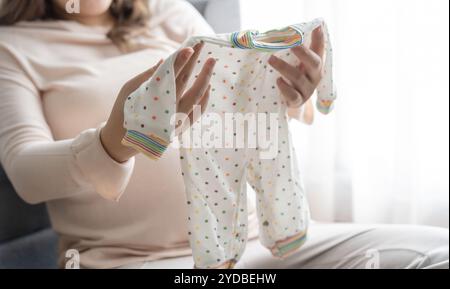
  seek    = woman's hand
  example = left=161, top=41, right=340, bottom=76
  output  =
left=268, top=26, right=325, bottom=121
left=100, top=42, right=216, bottom=163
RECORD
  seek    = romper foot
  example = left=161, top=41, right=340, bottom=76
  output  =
left=194, top=259, right=237, bottom=269
left=270, top=230, right=307, bottom=258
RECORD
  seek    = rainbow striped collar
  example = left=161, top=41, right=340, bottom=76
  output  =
left=230, top=25, right=304, bottom=51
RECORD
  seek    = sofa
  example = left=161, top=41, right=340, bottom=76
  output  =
left=0, top=0, right=241, bottom=269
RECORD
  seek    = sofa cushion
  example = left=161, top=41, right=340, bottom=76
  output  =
left=0, top=166, right=51, bottom=243
left=0, top=228, right=58, bottom=269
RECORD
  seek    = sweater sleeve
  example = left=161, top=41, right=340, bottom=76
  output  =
left=0, top=46, right=135, bottom=204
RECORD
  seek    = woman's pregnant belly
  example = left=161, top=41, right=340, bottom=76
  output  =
left=47, top=145, right=190, bottom=251
left=46, top=142, right=258, bottom=268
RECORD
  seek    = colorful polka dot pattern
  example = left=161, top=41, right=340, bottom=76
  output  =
left=122, top=50, right=178, bottom=160
left=122, top=19, right=335, bottom=268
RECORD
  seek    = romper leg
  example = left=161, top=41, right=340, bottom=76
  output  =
left=246, top=118, right=310, bottom=258
left=180, top=147, right=249, bottom=268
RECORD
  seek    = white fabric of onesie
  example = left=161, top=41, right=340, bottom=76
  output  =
left=122, top=18, right=336, bottom=269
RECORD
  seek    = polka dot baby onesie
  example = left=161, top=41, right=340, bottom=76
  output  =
left=122, top=18, right=336, bottom=269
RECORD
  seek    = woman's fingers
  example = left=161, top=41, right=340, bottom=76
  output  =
left=269, top=55, right=312, bottom=96
left=127, top=45, right=196, bottom=95
left=173, top=47, right=195, bottom=78
left=268, top=55, right=301, bottom=83
left=276, top=77, right=305, bottom=108
left=188, top=84, right=211, bottom=125
left=176, top=42, right=205, bottom=100
left=291, top=46, right=322, bottom=83
left=310, top=26, right=325, bottom=59
left=177, top=85, right=211, bottom=135
left=291, top=26, right=325, bottom=83
left=140, top=59, right=164, bottom=81
left=291, top=46, right=322, bottom=73
left=268, top=26, right=325, bottom=110
left=124, top=59, right=163, bottom=93
left=186, top=58, right=216, bottom=99
left=177, top=57, right=216, bottom=115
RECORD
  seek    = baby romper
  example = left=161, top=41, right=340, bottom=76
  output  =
left=122, top=18, right=336, bottom=269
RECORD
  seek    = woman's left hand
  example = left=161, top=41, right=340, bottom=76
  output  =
left=268, top=26, right=325, bottom=110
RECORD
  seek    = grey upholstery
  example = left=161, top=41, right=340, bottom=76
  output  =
left=190, top=0, right=241, bottom=33
left=0, top=168, right=51, bottom=243
left=0, top=0, right=240, bottom=269
left=0, top=229, right=58, bottom=269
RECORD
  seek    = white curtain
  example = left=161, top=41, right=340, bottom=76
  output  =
left=241, top=0, right=449, bottom=227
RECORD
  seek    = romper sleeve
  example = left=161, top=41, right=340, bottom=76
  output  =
left=121, top=51, right=179, bottom=160
left=122, top=0, right=213, bottom=160
left=313, top=20, right=337, bottom=114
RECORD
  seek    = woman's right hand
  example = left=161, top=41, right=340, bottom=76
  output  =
left=100, top=42, right=216, bottom=163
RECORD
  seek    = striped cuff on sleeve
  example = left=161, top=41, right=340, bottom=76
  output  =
left=271, top=230, right=308, bottom=258
left=317, top=98, right=335, bottom=115
left=121, top=130, right=169, bottom=160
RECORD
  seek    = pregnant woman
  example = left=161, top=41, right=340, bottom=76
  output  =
left=0, top=0, right=448, bottom=269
